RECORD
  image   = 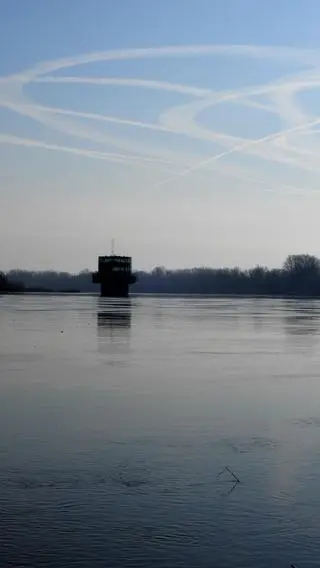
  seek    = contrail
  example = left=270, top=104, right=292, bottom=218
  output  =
left=33, top=104, right=175, bottom=134
left=1, top=43, right=320, bottom=189
left=0, top=134, right=174, bottom=169
left=157, top=66, right=320, bottom=175
left=35, top=69, right=320, bottom=105
left=34, top=75, right=211, bottom=97
left=155, top=116, right=320, bottom=187
left=0, top=132, right=306, bottom=194
left=18, top=44, right=318, bottom=80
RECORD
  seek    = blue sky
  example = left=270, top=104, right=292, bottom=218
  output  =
left=2, top=0, right=320, bottom=271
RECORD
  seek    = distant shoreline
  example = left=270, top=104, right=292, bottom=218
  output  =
left=4, top=291, right=320, bottom=301
left=3, top=254, right=320, bottom=298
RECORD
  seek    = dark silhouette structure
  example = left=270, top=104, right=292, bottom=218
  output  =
left=92, top=255, right=136, bottom=297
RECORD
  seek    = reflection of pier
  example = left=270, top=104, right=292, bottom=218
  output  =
left=97, top=310, right=131, bottom=329
left=96, top=300, right=131, bottom=355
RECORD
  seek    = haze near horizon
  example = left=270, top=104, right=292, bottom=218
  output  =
left=1, top=0, right=320, bottom=272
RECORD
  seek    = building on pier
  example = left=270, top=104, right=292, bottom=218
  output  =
left=92, top=255, right=136, bottom=297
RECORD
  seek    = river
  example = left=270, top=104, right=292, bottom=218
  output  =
left=1, top=294, right=320, bottom=567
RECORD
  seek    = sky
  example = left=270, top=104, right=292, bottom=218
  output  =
left=2, top=0, right=320, bottom=272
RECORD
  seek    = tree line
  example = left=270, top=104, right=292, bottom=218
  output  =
left=2, top=254, right=320, bottom=296
left=0, top=272, right=24, bottom=293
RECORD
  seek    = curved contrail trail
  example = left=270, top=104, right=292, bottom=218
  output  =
left=1, top=43, right=320, bottom=194
left=16, top=43, right=318, bottom=80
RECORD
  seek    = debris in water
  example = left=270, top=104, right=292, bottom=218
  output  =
left=217, top=466, right=241, bottom=483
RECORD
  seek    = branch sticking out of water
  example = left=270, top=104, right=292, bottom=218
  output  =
left=217, top=466, right=241, bottom=483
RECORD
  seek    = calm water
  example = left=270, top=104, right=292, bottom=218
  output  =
left=1, top=295, right=320, bottom=567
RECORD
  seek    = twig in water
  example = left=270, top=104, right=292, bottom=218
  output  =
left=217, top=466, right=241, bottom=483
left=225, top=466, right=241, bottom=483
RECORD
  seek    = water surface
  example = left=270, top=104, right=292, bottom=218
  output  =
left=1, top=295, right=320, bottom=567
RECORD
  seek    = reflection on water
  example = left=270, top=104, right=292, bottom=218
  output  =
left=2, top=295, right=320, bottom=567
left=96, top=299, right=131, bottom=357
left=245, top=298, right=320, bottom=345
left=97, top=300, right=132, bottom=329
left=283, top=301, right=320, bottom=336
left=281, top=301, right=320, bottom=357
